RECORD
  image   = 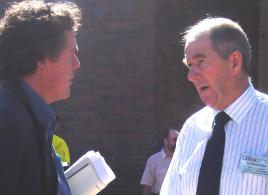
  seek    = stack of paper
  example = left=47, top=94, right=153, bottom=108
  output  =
left=65, top=150, right=116, bottom=195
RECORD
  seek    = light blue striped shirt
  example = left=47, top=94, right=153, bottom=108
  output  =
left=160, top=84, right=268, bottom=195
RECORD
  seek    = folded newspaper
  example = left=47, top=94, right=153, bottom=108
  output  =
left=65, top=150, right=116, bottom=195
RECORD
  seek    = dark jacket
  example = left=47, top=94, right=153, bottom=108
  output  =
left=0, top=80, right=58, bottom=195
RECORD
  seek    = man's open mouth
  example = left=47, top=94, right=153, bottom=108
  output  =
left=200, top=86, right=209, bottom=91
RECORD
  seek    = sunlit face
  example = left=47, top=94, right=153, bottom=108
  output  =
left=184, top=34, right=234, bottom=110
left=45, top=31, right=80, bottom=103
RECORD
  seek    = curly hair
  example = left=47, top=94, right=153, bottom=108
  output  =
left=0, top=0, right=82, bottom=79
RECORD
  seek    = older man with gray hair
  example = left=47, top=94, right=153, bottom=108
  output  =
left=161, top=17, right=268, bottom=195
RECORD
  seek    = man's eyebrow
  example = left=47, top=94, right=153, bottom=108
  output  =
left=182, top=53, right=206, bottom=66
left=191, top=53, right=206, bottom=59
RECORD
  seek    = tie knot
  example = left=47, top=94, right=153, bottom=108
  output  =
left=214, top=111, right=231, bottom=126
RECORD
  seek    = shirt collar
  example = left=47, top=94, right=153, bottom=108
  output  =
left=212, top=83, right=256, bottom=124
left=160, top=149, right=169, bottom=159
left=21, top=80, right=55, bottom=127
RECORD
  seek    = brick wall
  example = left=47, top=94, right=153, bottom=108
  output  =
left=53, top=0, right=155, bottom=194
left=258, top=0, right=268, bottom=93
left=0, top=0, right=260, bottom=194
left=57, top=1, right=259, bottom=194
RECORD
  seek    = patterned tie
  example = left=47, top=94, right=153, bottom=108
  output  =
left=196, top=111, right=231, bottom=195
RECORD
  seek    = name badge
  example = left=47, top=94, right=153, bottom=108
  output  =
left=239, top=154, right=268, bottom=176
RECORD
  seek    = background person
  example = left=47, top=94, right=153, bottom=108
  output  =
left=141, top=129, right=179, bottom=195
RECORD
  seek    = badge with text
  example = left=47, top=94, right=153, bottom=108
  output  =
left=239, top=154, right=268, bottom=176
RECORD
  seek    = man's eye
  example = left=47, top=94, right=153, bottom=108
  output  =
left=198, top=59, right=204, bottom=65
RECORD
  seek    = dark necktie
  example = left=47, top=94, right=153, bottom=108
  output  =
left=196, top=111, right=231, bottom=195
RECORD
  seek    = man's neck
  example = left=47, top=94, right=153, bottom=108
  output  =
left=23, top=75, right=51, bottom=104
left=215, top=76, right=250, bottom=111
left=163, top=147, right=173, bottom=158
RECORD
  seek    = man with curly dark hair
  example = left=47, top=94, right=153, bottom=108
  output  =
left=0, top=0, right=82, bottom=194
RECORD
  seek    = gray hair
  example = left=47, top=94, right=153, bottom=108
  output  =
left=182, top=17, right=251, bottom=74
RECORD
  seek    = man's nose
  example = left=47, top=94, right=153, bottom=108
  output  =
left=187, top=66, right=200, bottom=82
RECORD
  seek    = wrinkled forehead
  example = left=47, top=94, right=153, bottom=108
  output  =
left=184, top=31, right=211, bottom=51
left=183, top=33, right=214, bottom=66
left=184, top=34, right=212, bottom=56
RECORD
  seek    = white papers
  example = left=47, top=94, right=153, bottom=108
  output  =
left=65, top=150, right=116, bottom=195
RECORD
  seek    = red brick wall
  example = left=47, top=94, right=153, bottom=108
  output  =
left=0, top=0, right=260, bottom=194
left=53, top=0, right=155, bottom=194
left=57, top=1, right=259, bottom=194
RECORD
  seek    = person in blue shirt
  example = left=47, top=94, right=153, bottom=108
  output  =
left=0, top=1, right=82, bottom=194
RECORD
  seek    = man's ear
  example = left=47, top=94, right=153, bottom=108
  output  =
left=37, top=59, right=48, bottom=72
left=229, top=50, right=243, bottom=74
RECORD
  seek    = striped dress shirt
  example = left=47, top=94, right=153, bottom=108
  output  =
left=160, top=84, right=268, bottom=195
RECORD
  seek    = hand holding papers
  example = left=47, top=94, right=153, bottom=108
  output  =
left=65, top=150, right=116, bottom=195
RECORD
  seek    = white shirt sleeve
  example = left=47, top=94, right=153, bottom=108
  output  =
left=140, top=156, right=155, bottom=186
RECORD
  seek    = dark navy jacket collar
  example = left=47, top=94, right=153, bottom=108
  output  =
left=21, top=80, right=55, bottom=128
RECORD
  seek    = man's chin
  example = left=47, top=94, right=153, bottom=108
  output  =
left=199, top=96, right=213, bottom=107
left=63, top=91, right=71, bottom=100
left=55, top=90, right=71, bottom=102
